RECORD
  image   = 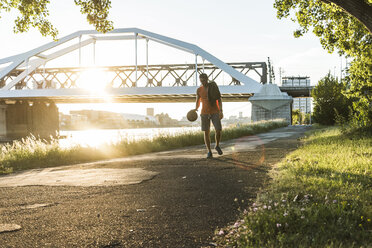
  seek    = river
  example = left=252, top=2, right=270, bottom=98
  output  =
left=59, top=127, right=200, bottom=148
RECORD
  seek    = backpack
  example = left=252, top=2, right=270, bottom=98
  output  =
left=207, top=81, right=221, bottom=106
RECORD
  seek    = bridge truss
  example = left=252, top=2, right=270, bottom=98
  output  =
left=1, top=62, right=267, bottom=90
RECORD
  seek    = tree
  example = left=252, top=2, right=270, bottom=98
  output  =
left=320, top=0, right=372, bottom=33
left=312, top=73, right=352, bottom=125
left=274, top=0, right=372, bottom=128
left=0, top=0, right=113, bottom=39
left=291, top=110, right=311, bottom=125
left=304, top=113, right=311, bottom=124
left=291, top=109, right=302, bottom=125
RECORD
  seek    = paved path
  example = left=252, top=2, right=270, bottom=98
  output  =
left=0, top=126, right=310, bottom=247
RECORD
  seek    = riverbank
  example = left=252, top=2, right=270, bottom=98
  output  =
left=0, top=120, right=287, bottom=175
left=214, top=127, right=372, bottom=247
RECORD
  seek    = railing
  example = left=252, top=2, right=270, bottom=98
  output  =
left=0, top=62, right=267, bottom=90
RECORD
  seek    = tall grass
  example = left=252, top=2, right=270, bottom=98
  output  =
left=0, top=120, right=287, bottom=174
left=214, top=127, right=372, bottom=247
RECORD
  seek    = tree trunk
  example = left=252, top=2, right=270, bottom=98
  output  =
left=321, top=0, right=372, bottom=33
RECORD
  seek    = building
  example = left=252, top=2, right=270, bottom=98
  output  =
left=146, top=108, right=154, bottom=116
left=121, top=113, right=159, bottom=126
left=155, top=113, right=179, bottom=126
left=70, top=114, right=89, bottom=127
left=282, top=76, right=310, bottom=87
left=61, top=110, right=159, bottom=129
left=293, top=98, right=312, bottom=114
left=282, top=76, right=312, bottom=114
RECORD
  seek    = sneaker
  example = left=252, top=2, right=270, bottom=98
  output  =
left=207, top=151, right=213, bottom=159
left=215, top=146, right=223, bottom=155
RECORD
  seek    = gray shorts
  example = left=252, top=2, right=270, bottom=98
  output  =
left=201, top=113, right=222, bottom=131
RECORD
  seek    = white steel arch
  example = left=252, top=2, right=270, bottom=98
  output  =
left=0, top=28, right=262, bottom=94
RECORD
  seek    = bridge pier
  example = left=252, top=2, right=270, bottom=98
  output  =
left=0, top=101, right=59, bottom=140
left=0, top=105, right=6, bottom=137
left=249, top=84, right=292, bottom=124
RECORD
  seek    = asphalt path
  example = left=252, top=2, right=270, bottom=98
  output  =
left=0, top=125, right=310, bottom=248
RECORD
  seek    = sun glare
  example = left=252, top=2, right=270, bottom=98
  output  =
left=77, top=68, right=108, bottom=93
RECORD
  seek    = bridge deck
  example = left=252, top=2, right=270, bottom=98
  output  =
left=280, top=86, right=313, bottom=98
left=0, top=86, right=251, bottom=103
left=0, top=85, right=312, bottom=103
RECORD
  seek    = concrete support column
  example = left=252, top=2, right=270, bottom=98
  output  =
left=0, top=104, right=7, bottom=138
left=48, top=102, right=59, bottom=137
left=30, top=101, right=59, bottom=138
left=4, top=100, right=59, bottom=139
left=6, top=101, right=29, bottom=138
left=249, top=84, right=293, bottom=124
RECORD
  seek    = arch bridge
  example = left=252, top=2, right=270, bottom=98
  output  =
left=0, top=28, right=267, bottom=103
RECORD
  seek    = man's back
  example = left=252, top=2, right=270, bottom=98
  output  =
left=197, top=85, right=219, bottom=115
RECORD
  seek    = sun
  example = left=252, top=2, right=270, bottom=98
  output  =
left=77, top=68, right=108, bottom=92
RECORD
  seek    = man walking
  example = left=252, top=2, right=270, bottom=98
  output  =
left=195, top=73, right=223, bottom=158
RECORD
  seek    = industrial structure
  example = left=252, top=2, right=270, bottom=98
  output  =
left=282, top=76, right=312, bottom=114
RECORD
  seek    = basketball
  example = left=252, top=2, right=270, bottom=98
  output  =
left=187, top=109, right=198, bottom=122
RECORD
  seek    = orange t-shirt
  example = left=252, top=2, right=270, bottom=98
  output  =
left=197, top=85, right=219, bottom=115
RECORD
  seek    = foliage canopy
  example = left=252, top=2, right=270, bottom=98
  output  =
left=274, top=0, right=372, bottom=127
left=0, top=0, right=114, bottom=38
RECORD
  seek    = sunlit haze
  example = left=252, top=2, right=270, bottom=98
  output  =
left=77, top=68, right=109, bottom=92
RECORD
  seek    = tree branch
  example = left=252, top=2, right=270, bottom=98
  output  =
left=321, top=0, right=372, bottom=33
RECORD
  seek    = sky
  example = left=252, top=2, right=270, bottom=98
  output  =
left=0, top=0, right=345, bottom=120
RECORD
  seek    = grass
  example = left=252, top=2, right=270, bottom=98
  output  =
left=214, top=127, right=372, bottom=247
left=0, top=120, right=287, bottom=174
